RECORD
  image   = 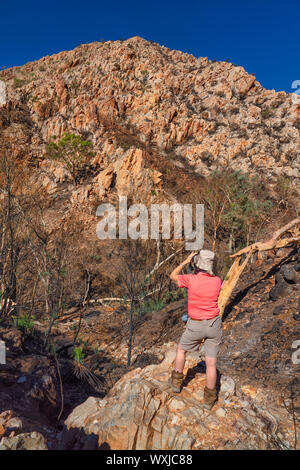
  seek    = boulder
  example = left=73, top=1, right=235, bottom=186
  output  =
left=269, top=282, right=291, bottom=301
left=220, top=375, right=236, bottom=397
left=280, top=264, right=298, bottom=284
left=0, top=432, right=48, bottom=450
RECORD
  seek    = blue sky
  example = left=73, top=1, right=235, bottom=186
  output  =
left=1, top=0, right=299, bottom=93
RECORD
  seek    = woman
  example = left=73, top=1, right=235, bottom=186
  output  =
left=169, top=249, right=222, bottom=410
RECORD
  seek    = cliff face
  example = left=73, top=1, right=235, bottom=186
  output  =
left=1, top=35, right=299, bottom=187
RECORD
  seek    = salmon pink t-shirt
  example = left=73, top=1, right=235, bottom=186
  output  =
left=177, top=272, right=221, bottom=320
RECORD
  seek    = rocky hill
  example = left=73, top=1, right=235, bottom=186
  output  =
left=0, top=36, right=299, bottom=290
left=0, top=36, right=299, bottom=247
left=1, top=36, right=300, bottom=193
left=0, top=36, right=299, bottom=450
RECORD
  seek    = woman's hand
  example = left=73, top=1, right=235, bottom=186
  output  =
left=181, top=251, right=198, bottom=266
left=169, top=251, right=198, bottom=284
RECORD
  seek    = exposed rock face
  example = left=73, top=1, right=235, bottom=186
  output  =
left=91, top=147, right=162, bottom=201
left=0, top=36, right=299, bottom=189
left=63, top=343, right=297, bottom=450
left=0, top=409, right=49, bottom=450
left=0, top=410, right=23, bottom=438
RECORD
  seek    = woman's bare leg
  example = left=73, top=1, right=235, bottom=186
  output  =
left=205, top=356, right=217, bottom=389
left=174, top=344, right=187, bottom=373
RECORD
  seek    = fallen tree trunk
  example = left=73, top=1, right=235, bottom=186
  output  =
left=219, top=217, right=300, bottom=317
left=218, top=250, right=254, bottom=318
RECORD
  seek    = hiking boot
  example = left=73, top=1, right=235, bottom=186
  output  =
left=168, top=370, right=184, bottom=393
left=203, top=386, right=217, bottom=410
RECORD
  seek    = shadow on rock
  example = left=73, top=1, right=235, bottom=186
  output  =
left=57, top=424, right=109, bottom=450
left=182, top=360, right=222, bottom=393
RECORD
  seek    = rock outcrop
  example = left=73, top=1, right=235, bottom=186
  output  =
left=63, top=343, right=296, bottom=450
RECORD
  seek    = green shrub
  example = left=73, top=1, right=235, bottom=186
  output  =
left=261, top=107, right=274, bottom=119
left=78, top=338, right=89, bottom=349
left=74, top=345, right=85, bottom=364
left=221, top=171, right=273, bottom=247
left=119, top=141, right=132, bottom=151
left=13, top=314, right=35, bottom=334
left=13, top=73, right=37, bottom=89
left=202, top=169, right=274, bottom=251
left=137, top=298, right=166, bottom=315
left=13, top=78, right=27, bottom=88
left=46, top=133, right=95, bottom=184
left=163, top=289, right=185, bottom=303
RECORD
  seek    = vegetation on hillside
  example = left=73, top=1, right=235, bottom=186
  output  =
left=46, top=133, right=95, bottom=185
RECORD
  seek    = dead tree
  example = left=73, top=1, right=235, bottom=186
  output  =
left=119, top=240, right=143, bottom=367
left=218, top=217, right=300, bottom=316
left=0, top=150, right=23, bottom=316
left=15, top=192, right=69, bottom=348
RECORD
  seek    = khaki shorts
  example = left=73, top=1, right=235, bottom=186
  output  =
left=179, top=315, right=223, bottom=358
